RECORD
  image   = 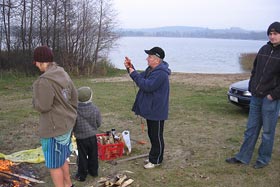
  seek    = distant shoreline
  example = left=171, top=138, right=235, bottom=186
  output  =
left=93, top=72, right=250, bottom=88
left=118, top=26, right=266, bottom=40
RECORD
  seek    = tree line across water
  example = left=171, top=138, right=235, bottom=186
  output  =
left=0, top=0, right=119, bottom=76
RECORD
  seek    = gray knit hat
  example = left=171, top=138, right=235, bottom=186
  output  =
left=77, top=87, right=92, bottom=103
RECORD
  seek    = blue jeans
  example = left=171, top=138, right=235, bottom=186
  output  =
left=235, top=96, right=280, bottom=164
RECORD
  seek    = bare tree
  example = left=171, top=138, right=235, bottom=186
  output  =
left=1, top=0, right=12, bottom=53
left=0, top=24, right=2, bottom=52
left=52, top=0, right=58, bottom=50
left=92, top=0, right=103, bottom=68
left=0, top=0, right=120, bottom=75
left=27, top=0, right=34, bottom=52
left=38, top=0, right=43, bottom=44
left=91, top=0, right=119, bottom=71
left=21, top=0, right=27, bottom=51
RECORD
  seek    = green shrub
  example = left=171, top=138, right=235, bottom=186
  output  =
left=92, top=59, right=126, bottom=77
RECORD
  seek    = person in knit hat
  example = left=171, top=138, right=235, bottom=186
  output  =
left=226, top=21, right=280, bottom=169
left=73, top=86, right=102, bottom=182
left=32, top=45, right=77, bottom=187
left=33, top=45, right=54, bottom=63
left=267, top=21, right=280, bottom=36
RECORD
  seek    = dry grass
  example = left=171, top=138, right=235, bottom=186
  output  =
left=239, top=53, right=257, bottom=72
left=0, top=73, right=279, bottom=187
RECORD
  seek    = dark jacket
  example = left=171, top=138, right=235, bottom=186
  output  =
left=249, top=42, right=280, bottom=100
left=73, top=102, right=102, bottom=139
left=130, top=61, right=171, bottom=120
left=32, top=64, right=78, bottom=138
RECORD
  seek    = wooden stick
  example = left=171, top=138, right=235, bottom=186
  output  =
left=0, top=172, right=12, bottom=179
left=0, top=171, right=45, bottom=184
left=108, top=153, right=149, bottom=165
left=115, top=174, right=127, bottom=185
left=120, top=179, right=134, bottom=187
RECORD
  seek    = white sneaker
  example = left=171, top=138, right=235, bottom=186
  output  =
left=144, top=162, right=160, bottom=169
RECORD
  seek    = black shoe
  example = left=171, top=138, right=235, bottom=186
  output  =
left=89, top=172, right=98, bottom=177
left=225, top=157, right=243, bottom=164
left=253, top=161, right=267, bottom=169
left=74, top=174, right=86, bottom=182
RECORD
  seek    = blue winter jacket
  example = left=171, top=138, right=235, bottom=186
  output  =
left=130, top=61, right=171, bottom=120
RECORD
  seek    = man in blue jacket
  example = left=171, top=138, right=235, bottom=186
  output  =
left=124, top=46, right=171, bottom=169
left=226, top=21, right=280, bottom=169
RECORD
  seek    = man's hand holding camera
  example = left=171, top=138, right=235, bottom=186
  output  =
left=124, top=56, right=135, bottom=74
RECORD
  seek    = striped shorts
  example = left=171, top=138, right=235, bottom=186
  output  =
left=41, top=132, right=72, bottom=169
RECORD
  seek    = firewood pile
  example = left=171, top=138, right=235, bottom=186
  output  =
left=97, top=172, right=134, bottom=187
left=0, top=159, right=44, bottom=187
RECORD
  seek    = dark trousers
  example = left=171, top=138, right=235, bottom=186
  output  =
left=147, top=119, right=165, bottom=164
left=76, top=136, right=98, bottom=178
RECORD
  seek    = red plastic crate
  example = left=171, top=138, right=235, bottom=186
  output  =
left=96, top=134, right=124, bottom=160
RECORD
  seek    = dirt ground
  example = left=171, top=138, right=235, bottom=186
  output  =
left=67, top=72, right=257, bottom=187
left=5, top=72, right=278, bottom=187
left=92, top=72, right=251, bottom=87
left=170, top=72, right=250, bottom=87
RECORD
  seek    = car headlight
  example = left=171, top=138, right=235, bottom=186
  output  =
left=243, top=91, right=252, bottom=96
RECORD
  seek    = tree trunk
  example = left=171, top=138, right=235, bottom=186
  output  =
left=52, top=0, right=58, bottom=50
left=21, top=0, right=26, bottom=52
left=28, top=0, right=34, bottom=52
left=92, top=0, right=104, bottom=73
left=39, top=0, right=43, bottom=45
left=2, top=0, right=11, bottom=54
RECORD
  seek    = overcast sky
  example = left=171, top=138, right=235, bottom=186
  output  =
left=113, top=0, right=279, bottom=31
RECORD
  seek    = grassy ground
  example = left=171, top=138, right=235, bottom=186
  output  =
left=0, top=73, right=279, bottom=187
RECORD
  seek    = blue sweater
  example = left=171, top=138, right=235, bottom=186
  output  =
left=130, top=61, right=171, bottom=120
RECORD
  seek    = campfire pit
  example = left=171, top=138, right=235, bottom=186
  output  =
left=0, top=159, right=44, bottom=187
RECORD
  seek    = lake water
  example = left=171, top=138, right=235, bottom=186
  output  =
left=108, top=37, right=266, bottom=74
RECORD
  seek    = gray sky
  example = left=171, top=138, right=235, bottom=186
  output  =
left=114, top=0, right=279, bottom=31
